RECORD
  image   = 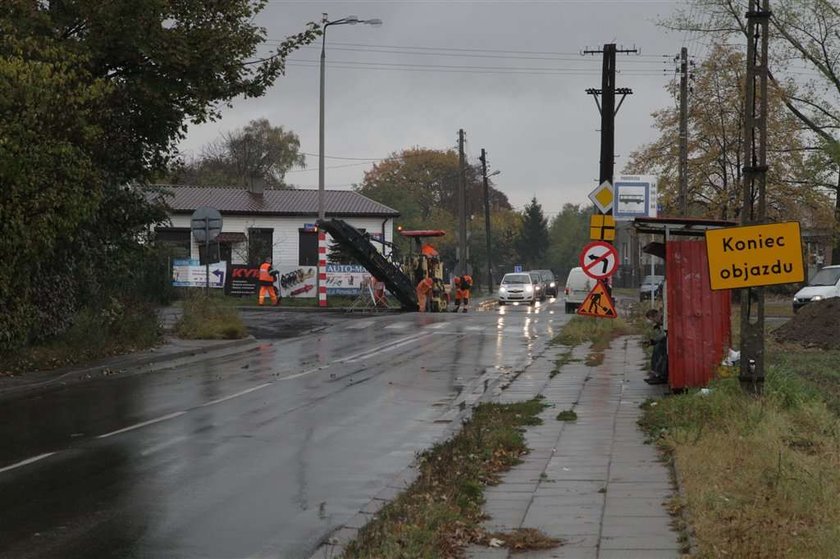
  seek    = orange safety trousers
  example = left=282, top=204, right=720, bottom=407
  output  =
left=259, top=286, right=278, bottom=305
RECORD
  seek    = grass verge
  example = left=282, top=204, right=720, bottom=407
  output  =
left=553, top=316, right=637, bottom=368
left=176, top=295, right=248, bottom=339
left=639, top=354, right=840, bottom=558
left=0, top=300, right=162, bottom=375
left=342, top=399, right=562, bottom=558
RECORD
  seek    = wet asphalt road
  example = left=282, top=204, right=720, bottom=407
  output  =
left=0, top=299, right=569, bottom=559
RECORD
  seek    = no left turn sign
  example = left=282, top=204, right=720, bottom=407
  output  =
left=579, top=241, right=619, bottom=280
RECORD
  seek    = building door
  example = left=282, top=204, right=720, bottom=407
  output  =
left=299, top=230, right=318, bottom=266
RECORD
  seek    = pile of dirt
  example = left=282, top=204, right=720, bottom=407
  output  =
left=773, top=298, right=840, bottom=349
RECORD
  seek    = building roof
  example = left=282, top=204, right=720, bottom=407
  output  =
left=148, top=186, right=400, bottom=218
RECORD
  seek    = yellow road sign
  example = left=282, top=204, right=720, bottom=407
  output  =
left=577, top=281, right=617, bottom=319
left=589, top=214, right=616, bottom=241
left=705, top=221, right=804, bottom=290
left=588, top=181, right=614, bottom=213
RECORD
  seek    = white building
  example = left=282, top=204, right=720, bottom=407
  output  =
left=149, top=185, right=399, bottom=267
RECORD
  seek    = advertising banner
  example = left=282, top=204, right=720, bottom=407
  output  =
left=325, top=264, right=372, bottom=296
left=226, top=264, right=260, bottom=296
left=172, top=259, right=227, bottom=288
left=278, top=266, right=317, bottom=298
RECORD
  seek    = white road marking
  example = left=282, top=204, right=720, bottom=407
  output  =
left=384, top=322, right=410, bottom=330
left=140, top=435, right=188, bottom=457
left=424, top=322, right=448, bottom=330
left=0, top=452, right=56, bottom=474
left=97, top=411, right=187, bottom=439
left=465, top=326, right=485, bottom=331
left=201, top=383, right=272, bottom=407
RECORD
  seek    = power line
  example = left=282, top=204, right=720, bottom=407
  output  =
left=285, top=59, right=668, bottom=76
left=269, top=39, right=670, bottom=58
left=287, top=43, right=671, bottom=64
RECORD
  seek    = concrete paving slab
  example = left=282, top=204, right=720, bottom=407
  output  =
left=468, top=335, right=680, bottom=559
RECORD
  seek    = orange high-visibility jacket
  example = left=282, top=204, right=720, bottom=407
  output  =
left=259, top=262, right=276, bottom=285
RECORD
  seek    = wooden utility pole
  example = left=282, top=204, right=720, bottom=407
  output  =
left=584, top=44, right=637, bottom=201
left=480, top=148, right=493, bottom=294
left=678, top=46, right=689, bottom=215
left=740, top=0, right=771, bottom=390
left=457, top=129, right=467, bottom=276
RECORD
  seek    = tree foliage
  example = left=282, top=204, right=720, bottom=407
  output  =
left=546, top=204, right=594, bottom=282
left=516, top=197, right=550, bottom=270
left=0, top=1, right=318, bottom=352
left=355, top=148, right=516, bottom=283
left=625, top=43, right=832, bottom=224
left=169, top=119, right=305, bottom=188
left=664, top=0, right=840, bottom=256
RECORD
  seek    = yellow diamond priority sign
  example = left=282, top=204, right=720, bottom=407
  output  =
left=588, top=181, right=614, bottom=214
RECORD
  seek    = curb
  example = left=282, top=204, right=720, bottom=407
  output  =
left=0, top=337, right=259, bottom=402
left=307, top=362, right=521, bottom=559
left=307, top=338, right=547, bottom=559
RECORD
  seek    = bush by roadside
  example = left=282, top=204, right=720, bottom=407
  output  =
left=176, top=295, right=248, bottom=340
left=0, top=299, right=162, bottom=375
left=640, top=354, right=840, bottom=558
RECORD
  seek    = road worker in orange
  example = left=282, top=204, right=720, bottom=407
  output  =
left=258, top=256, right=280, bottom=306
left=416, top=276, right=434, bottom=312
left=455, top=273, right=473, bottom=312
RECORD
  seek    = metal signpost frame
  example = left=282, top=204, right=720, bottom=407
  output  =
left=191, top=207, right=223, bottom=296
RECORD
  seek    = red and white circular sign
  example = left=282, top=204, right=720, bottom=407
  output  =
left=579, top=241, right=619, bottom=280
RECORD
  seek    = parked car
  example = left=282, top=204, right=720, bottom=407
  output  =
left=639, top=275, right=665, bottom=301
left=498, top=272, right=537, bottom=305
left=793, top=265, right=840, bottom=312
left=528, top=271, right=547, bottom=301
left=533, top=269, right=558, bottom=297
left=563, top=267, right=593, bottom=314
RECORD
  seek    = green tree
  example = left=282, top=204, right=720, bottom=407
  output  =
left=664, top=0, right=840, bottom=256
left=625, top=43, right=832, bottom=225
left=0, top=1, right=319, bottom=351
left=170, top=119, right=305, bottom=188
left=546, top=204, right=593, bottom=281
left=355, top=148, right=515, bottom=282
left=516, top=197, right=550, bottom=269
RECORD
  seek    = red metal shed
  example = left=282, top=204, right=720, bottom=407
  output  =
left=634, top=218, right=734, bottom=390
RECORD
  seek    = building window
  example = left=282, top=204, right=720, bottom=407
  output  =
left=154, top=227, right=191, bottom=258
left=248, top=228, right=273, bottom=265
left=299, top=229, right=319, bottom=266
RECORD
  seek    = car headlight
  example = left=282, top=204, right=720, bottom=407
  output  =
left=550, top=282, right=555, bottom=288
left=813, top=295, right=823, bottom=301
left=499, top=286, right=507, bottom=293
left=525, top=285, right=534, bottom=293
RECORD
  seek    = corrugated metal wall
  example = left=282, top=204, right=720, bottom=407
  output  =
left=666, top=240, right=731, bottom=389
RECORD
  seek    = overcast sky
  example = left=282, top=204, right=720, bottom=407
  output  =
left=178, top=0, right=707, bottom=219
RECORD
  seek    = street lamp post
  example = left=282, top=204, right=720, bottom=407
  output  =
left=318, top=13, right=382, bottom=222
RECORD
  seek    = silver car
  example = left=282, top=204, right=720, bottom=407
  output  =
left=498, top=273, right=537, bottom=305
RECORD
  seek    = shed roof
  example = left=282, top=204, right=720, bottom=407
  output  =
left=148, top=186, right=400, bottom=218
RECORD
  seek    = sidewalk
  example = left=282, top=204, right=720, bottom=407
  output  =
left=467, top=336, right=680, bottom=559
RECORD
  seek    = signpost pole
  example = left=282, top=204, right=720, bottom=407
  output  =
left=204, top=219, right=210, bottom=296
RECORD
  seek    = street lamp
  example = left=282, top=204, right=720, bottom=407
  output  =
left=318, top=13, right=382, bottom=222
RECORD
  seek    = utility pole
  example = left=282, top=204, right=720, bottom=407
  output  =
left=584, top=44, right=637, bottom=196
left=480, top=148, right=493, bottom=294
left=584, top=43, right=637, bottom=292
left=678, top=46, right=689, bottom=216
left=457, top=129, right=467, bottom=277
left=739, top=0, right=771, bottom=392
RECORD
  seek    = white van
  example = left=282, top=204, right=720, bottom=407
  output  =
left=793, top=265, right=840, bottom=312
left=563, top=267, right=593, bottom=314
